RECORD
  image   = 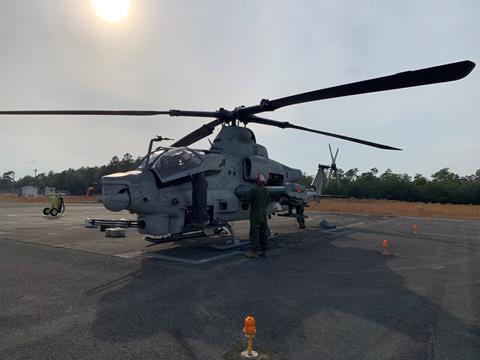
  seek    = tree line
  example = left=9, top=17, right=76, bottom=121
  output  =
left=298, top=167, right=480, bottom=205
left=0, top=153, right=142, bottom=196
left=2, top=155, right=479, bottom=205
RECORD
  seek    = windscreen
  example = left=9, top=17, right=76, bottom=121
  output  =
left=154, top=148, right=203, bottom=178
left=137, top=149, right=165, bottom=170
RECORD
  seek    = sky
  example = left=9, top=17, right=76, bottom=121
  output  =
left=0, top=0, right=479, bottom=179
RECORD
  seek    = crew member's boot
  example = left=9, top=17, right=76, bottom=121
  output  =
left=244, top=250, right=258, bottom=259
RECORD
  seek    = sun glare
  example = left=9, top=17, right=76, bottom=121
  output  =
left=90, top=0, right=132, bottom=23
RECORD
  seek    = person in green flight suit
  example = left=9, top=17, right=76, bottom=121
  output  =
left=245, top=174, right=270, bottom=258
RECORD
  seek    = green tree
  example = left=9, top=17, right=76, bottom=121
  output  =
left=297, top=173, right=313, bottom=187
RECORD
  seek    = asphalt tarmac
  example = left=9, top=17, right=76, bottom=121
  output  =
left=0, top=202, right=479, bottom=359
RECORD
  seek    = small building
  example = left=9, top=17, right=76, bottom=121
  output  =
left=21, top=185, right=38, bottom=197
left=44, top=187, right=56, bottom=195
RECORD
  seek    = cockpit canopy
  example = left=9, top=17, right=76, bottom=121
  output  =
left=139, top=147, right=224, bottom=183
left=155, top=148, right=203, bottom=178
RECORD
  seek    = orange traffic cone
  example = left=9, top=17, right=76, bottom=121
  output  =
left=382, top=240, right=390, bottom=255
left=241, top=316, right=258, bottom=358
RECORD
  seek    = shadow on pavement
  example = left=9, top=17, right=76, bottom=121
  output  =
left=90, top=224, right=480, bottom=358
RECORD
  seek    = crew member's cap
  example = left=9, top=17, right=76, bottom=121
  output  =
left=256, top=174, right=266, bottom=183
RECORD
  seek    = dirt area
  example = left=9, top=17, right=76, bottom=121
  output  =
left=309, top=198, right=480, bottom=219
left=0, top=194, right=101, bottom=203
left=2, top=194, right=480, bottom=219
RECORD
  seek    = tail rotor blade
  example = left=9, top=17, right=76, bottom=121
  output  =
left=327, top=167, right=336, bottom=188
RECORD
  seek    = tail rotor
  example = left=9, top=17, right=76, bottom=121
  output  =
left=326, top=144, right=340, bottom=188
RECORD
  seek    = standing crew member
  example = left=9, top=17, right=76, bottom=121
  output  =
left=245, top=174, right=270, bottom=258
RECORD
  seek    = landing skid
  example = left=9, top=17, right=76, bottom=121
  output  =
left=207, top=221, right=249, bottom=250
left=142, top=220, right=249, bottom=264
left=144, top=230, right=204, bottom=245
left=143, top=220, right=244, bottom=246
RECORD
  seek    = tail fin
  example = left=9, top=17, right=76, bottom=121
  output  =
left=311, top=165, right=328, bottom=195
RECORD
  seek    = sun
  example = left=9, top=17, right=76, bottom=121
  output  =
left=90, top=0, right=132, bottom=23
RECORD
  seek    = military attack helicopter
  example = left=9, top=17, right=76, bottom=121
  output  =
left=1, top=60, right=475, bottom=240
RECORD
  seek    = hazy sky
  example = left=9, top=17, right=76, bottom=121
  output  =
left=0, top=0, right=478, bottom=179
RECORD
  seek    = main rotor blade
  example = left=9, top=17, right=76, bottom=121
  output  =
left=244, top=115, right=402, bottom=150
left=0, top=110, right=168, bottom=116
left=0, top=109, right=224, bottom=118
left=239, top=60, right=475, bottom=115
left=172, top=118, right=224, bottom=147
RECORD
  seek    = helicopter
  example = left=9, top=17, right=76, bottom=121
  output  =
left=0, top=60, right=475, bottom=239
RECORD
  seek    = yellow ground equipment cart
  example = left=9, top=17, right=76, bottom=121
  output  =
left=43, top=194, right=65, bottom=216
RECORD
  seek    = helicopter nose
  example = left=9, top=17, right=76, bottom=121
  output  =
left=102, top=183, right=130, bottom=211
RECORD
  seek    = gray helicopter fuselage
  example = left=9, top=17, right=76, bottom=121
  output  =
left=102, top=125, right=305, bottom=235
